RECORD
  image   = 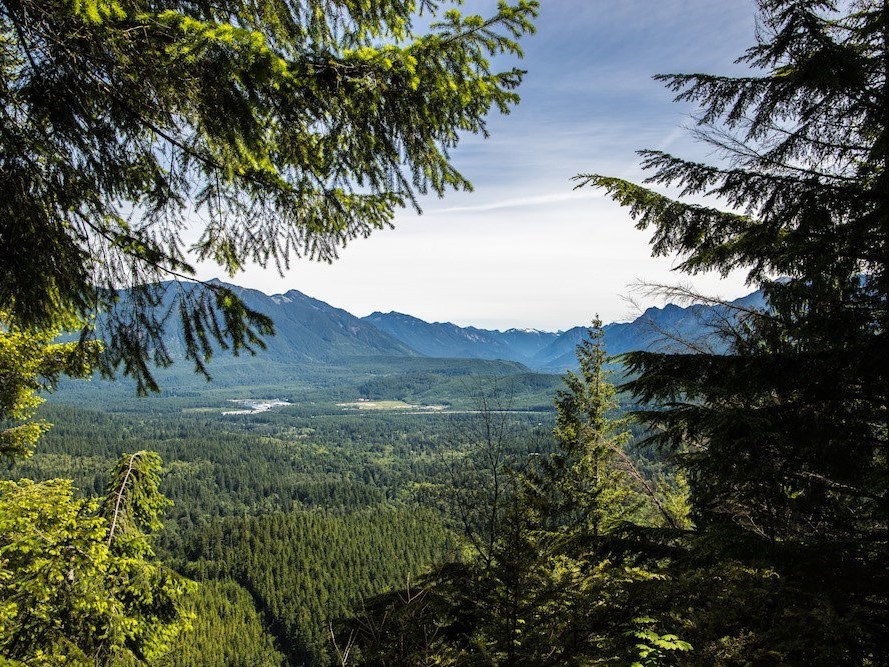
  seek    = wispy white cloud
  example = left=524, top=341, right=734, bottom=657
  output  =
left=429, top=189, right=604, bottom=214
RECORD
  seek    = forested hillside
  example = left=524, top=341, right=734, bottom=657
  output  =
left=171, top=581, right=287, bottom=667
left=179, top=509, right=452, bottom=664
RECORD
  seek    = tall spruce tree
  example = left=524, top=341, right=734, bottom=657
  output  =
left=578, top=0, right=888, bottom=661
left=0, top=0, right=537, bottom=391
left=524, top=320, right=638, bottom=539
left=515, top=322, right=689, bottom=665
left=345, top=327, right=692, bottom=666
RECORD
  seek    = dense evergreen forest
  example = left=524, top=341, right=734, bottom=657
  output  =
left=3, top=393, right=565, bottom=665
left=0, top=353, right=690, bottom=665
left=170, top=581, right=286, bottom=667
left=179, top=510, right=453, bottom=664
left=12, top=402, right=555, bottom=520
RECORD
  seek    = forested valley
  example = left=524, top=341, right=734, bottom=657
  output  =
left=5, top=337, right=682, bottom=665
left=0, top=378, right=557, bottom=664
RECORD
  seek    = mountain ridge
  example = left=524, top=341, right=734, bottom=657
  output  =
left=110, top=280, right=768, bottom=382
left=362, top=290, right=767, bottom=372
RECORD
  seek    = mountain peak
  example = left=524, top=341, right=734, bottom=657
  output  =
left=175, top=280, right=768, bottom=373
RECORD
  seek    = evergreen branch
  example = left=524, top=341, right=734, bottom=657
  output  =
left=106, top=451, right=141, bottom=546
left=608, top=443, right=680, bottom=531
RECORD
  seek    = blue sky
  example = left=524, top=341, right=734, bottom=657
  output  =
left=199, top=0, right=761, bottom=331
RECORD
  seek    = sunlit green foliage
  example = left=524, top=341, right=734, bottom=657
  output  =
left=0, top=454, right=192, bottom=665
left=0, top=317, right=98, bottom=459
left=0, top=318, right=191, bottom=664
left=0, top=0, right=538, bottom=392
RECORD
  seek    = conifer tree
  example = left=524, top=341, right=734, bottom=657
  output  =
left=0, top=0, right=538, bottom=391
left=525, top=320, right=636, bottom=539
left=578, top=0, right=889, bottom=660
left=0, top=321, right=193, bottom=664
left=0, top=452, right=192, bottom=665
left=347, top=328, right=688, bottom=666
left=0, top=315, right=99, bottom=459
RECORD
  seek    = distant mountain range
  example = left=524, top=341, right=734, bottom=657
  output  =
left=361, top=312, right=552, bottom=366
left=132, top=281, right=419, bottom=383
left=157, top=280, right=766, bottom=374
left=60, top=281, right=767, bottom=403
left=363, top=291, right=766, bottom=372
